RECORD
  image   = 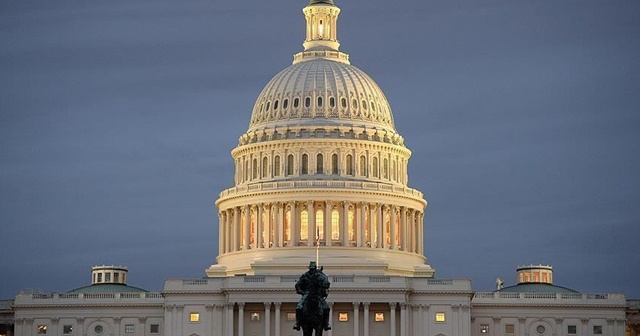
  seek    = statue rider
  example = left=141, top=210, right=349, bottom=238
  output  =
left=293, top=261, right=331, bottom=331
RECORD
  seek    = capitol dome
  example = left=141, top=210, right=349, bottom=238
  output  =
left=248, top=59, right=397, bottom=134
left=208, top=0, right=432, bottom=278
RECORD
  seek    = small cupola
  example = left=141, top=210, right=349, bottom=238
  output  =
left=516, top=264, right=553, bottom=284
left=91, top=265, right=128, bottom=285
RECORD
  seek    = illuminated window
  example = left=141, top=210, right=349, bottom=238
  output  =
left=125, top=325, right=135, bottom=333
left=316, top=154, right=323, bottom=174
left=284, top=210, right=291, bottom=241
left=251, top=312, right=260, bottom=321
left=301, top=154, right=309, bottom=174
left=505, top=324, right=515, bottom=334
left=331, top=210, right=340, bottom=240
left=542, top=272, right=548, bottom=283
left=190, top=312, right=200, bottom=322
left=593, top=326, right=602, bottom=335
left=524, top=273, right=531, bottom=282
left=338, top=312, right=349, bottom=322
left=480, top=324, right=489, bottom=333
left=533, top=272, right=540, bottom=282
left=435, top=312, right=446, bottom=323
left=518, top=272, right=524, bottom=283
left=150, top=324, right=159, bottom=334
left=331, top=154, right=338, bottom=174
left=567, top=325, right=576, bottom=334
left=348, top=210, right=355, bottom=241
left=273, top=155, right=281, bottom=176
left=63, top=325, right=73, bottom=334
left=250, top=212, right=256, bottom=245
left=287, top=312, right=296, bottom=321
left=374, top=313, right=385, bottom=322
left=300, top=210, right=309, bottom=240
left=316, top=210, right=324, bottom=241
left=37, top=325, right=47, bottom=334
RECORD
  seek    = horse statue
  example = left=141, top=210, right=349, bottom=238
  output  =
left=293, top=261, right=331, bottom=336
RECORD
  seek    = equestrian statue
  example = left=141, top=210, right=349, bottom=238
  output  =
left=293, top=261, right=331, bottom=336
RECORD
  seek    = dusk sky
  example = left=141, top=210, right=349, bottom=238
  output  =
left=1, top=0, right=639, bottom=300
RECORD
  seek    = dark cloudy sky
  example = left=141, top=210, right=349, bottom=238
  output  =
left=1, top=0, right=639, bottom=300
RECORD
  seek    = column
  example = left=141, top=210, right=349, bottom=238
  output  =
left=494, top=317, right=502, bottom=336
left=264, top=302, right=272, bottom=336
left=274, top=202, right=281, bottom=247
left=238, top=302, right=245, bottom=336
left=390, top=205, right=397, bottom=249
left=418, top=213, right=424, bottom=254
left=274, top=302, right=282, bottom=336
left=264, top=204, right=271, bottom=248
left=400, top=207, right=407, bottom=251
left=328, top=302, right=334, bottom=336
left=218, top=212, right=224, bottom=255
left=325, top=201, right=332, bottom=246
left=113, top=317, right=121, bottom=336
left=257, top=204, right=263, bottom=248
left=227, top=303, right=234, bottom=336
left=358, top=202, right=366, bottom=247
left=353, top=302, right=360, bottom=336
left=377, top=205, right=384, bottom=248
left=243, top=205, right=250, bottom=249
left=363, top=302, right=370, bottom=336
left=389, top=302, right=397, bottom=336
left=422, top=305, right=429, bottom=336
left=308, top=201, right=315, bottom=246
left=342, top=201, right=349, bottom=246
left=215, top=305, right=225, bottom=336
left=233, top=207, right=240, bottom=251
left=409, top=210, right=415, bottom=253
left=400, top=303, right=407, bottom=336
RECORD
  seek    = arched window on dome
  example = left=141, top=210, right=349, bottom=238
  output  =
left=341, top=97, right=347, bottom=108
left=262, top=157, right=268, bottom=178
left=252, top=158, right=258, bottom=179
left=359, top=155, right=366, bottom=176
left=274, top=155, right=281, bottom=177
left=316, top=154, right=323, bottom=174
left=383, top=158, right=389, bottom=179
left=294, top=98, right=300, bottom=108
left=273, top=100, right=279, bottom=110
left=346, top=154, right=354, bottom=176
left=283, top=98, right=289, bottom=109
left=287, top=154, right=294, bottom=176
left=266, top=101, right=271, bottom=111
left=300, top=210, right=309, bottom=241
left=284, top=209, right=291, bottom=243
left=317, top=96, right=323, bottom=107
left=329, top=97, right=335, bottom=108
left=362, top=100, right=367, bottom=111
left=331, top=210, right=340, bottom=241
left=316, top=210, right=324, bottom=243
left=373, top=157, right=379, bottom=178
left=301, top=154, right=309, bottom=175
left=305, top=97, right=311, bottom=108
left=352, top=99, right=357, bottom=109
left=331, top=154, right=339, bottom=174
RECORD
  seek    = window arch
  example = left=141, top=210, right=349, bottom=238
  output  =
left=262, top=157, right=268, bottom=178
left=331, top=154, right=338, bottom=174
left=287, top=154, right=294, bottom=176
left=301, top=154, right=309, bottom=175
left=359, top=155, right=366, bottom=176
left=274, top=155, right=281, bottom=176
left=346, top=154, right=354, bottom=175
left=316, top=154, right=324, bottom=174
left=373, top=157, right=379, bottom=178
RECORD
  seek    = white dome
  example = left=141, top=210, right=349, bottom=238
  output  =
left=248, top=59, right=396, bottom=134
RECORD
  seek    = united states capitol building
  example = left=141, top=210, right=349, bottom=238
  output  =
left=5, top=1, right=635, bottom=336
